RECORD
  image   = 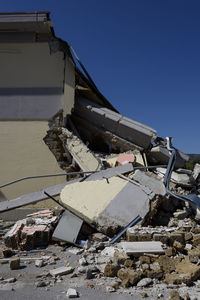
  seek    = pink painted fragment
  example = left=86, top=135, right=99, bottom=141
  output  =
left=116, top=153, right=135, bottom=166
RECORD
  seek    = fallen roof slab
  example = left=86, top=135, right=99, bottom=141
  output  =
left=60, top=176, right=153, bottom=232
left=0, top=163, right=135, bottom=213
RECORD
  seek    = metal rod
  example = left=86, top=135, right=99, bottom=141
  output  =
left=110, top=215, right=142, bottom=244
left=0, top=165, right=167, bottom=189
left=44, top=191, right=68, bottom=210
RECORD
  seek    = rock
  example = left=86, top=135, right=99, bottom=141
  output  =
left=137, top=278, right=153, bottom=287
left=153, top=233, right=168, bottom=244
left=184, top=232, right=193, bottom=241
left=165, top=247, right=176, bottom=256
left=88, top=247, right=96, bottom=253
left=141, top=263, right=149, bottom=271
left=79, top=257, right=87, bottom=266
left=117, top=269, right=143, bottom=286
left=101, top=246, right=117, bottom=258
left=85, top=269, right=94, bottom=279
left=92, top=233, right=108, bottom=242
left=173, top=210, right=188, bottom=220
left=3, top=277, right=16, bottom=283
left=95, top=256, right=112, bottom=265
left=66, top=288, right=78, bottom=298
left=68, top=248, right=84, bottom=255
left=121, top=278, right=130, bottom=288
left=83, top=240, right=92, bottom=250
left=95, top=242, right=105, bottom=251
left=185, top=244, right=192, bottom=251
left=165, top=258, right=200, bottom=285
left=182, top=293, right=190, bottom=300
left=106, top=286, right=115, bottom=293
left=173, top=241, right=184, bottom=252
left=192, top=235, right=200, bottom=247
left=2, top=248, right=14, bottom=258
left=168, top=232, right=185, bottom=246
left=35, top=260, right=44, bottom=268
left=139, top=256, right=151, bottom=264
left=50, top=266, right=74, bottom=277
left=189, top=255, right=198, bottom=264
left=192, top=163, right=200, bottom=182
left=104, top=264, right=119, bottom=277
left=124, top=259, right=134, bottom=268
left=77, top=266, right=88, bottom=274
left=113, top=249, right=129, bottom=264
left=158, top=256, right=176, bottom=273
left=141, top=292, right=148, bottom=298
left=35, top=281, right=48, bottom=287
left=169, top=290, right=181, bottom=300
left=10, top=258, right=20, bottom=270
left=150, top=262, right=160, bottom=271
left=146, top=269, right=163, bottom=280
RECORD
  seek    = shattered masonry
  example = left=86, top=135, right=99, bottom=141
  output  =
left=0, top=11, right=200, bottom=297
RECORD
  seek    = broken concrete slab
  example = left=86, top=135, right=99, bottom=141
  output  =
left=61, top=127, right=101, bottom=171
left=49, top=266, right=74, bottom=277
left=192, top=163, right=200, bottom=183
left=156, top=168, right=192, bottom=187
left=60, top=176, right=154, bottom=233
left=52, top=210, right=83, bottom=245
left=120, top=241, right=164, bottom=256
left=132, top=170, right=166, bottom=196
left=74, top=97, right=157, bottom=149
left=147, top=145, right=189, bottom=169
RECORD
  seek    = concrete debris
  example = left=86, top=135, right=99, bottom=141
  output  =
left=10, top=257, right=20, bottom=270
left=66, top=288, right=78, bottom=298
left=1, top=10, right=200, bottom=299
left=4, top=209, right=58, bottom=250
left=156, top=167, right=192, bottom=187
left=52, top=210, right=83, bottom=245
left=49, top=266, right=74, bottom=277
left=120, top=241, right=165, bottom=256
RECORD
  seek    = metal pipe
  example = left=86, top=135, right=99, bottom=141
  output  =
left=0, top=165, right=167, bottom=189
left=110, top=215, right=142, bottom=244
left=44, top=191, right=68, bottom=210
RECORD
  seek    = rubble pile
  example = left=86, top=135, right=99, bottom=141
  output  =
left=1, top=113, right=200, bottom=298
left=1, top=11, right=200, bottom=298
left=3, top=210, right=58, bottom=250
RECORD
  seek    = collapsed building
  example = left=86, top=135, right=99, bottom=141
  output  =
left=1, top=11, right=200, bottom=297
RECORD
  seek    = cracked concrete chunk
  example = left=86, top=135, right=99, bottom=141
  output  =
left=156, top=168, right=191, bottom=187
left=60, top=176, right=151, bottom=230
left=62, top=128, right=101, bottom=171
left=120, top=241, right=164, bottom=256
left=132, top=170, right=166, bottom=196
left=49, top=266, right=74, bottom=277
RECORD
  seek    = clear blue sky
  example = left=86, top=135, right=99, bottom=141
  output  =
left=1, top=1, right=200, bottom=153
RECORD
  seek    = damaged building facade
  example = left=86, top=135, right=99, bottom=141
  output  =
left=1, top=11, right=200, bottom=298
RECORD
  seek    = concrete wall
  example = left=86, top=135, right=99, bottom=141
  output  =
left=0, top=42, right=71, bottom=202
left=0, top=121, right=65, bottom=201
left=0, top=42, right=65, bottom=119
